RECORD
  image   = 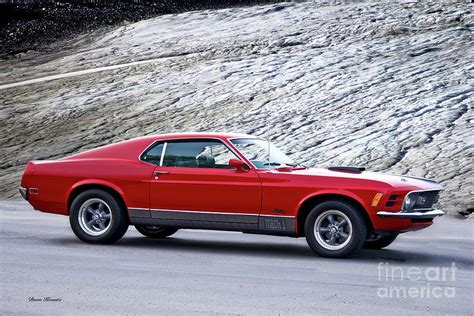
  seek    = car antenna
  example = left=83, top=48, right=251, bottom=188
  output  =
left=267, top=125, right=271, bottom=163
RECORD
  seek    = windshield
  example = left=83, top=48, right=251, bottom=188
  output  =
left=230, top=138, right=297, bottom=169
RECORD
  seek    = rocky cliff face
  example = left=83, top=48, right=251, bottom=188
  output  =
left=1, top=1, right=472, bottom=214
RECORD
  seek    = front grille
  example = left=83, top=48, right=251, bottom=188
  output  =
left=412, top=191, right=440, bottom=211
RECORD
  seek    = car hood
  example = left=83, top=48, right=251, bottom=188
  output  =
left=272, top=167, right=443, bottom=191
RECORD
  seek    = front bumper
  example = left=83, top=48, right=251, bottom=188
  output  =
left=19, top=187, right=28, bottom=200
left=377, top=209, right=445, bottom=219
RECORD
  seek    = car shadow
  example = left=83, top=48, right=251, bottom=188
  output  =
left=51, top=233, right=472, bottom=267
left=94, top=235, right=471, bottom=267
left=118, top=236, right=317, bottom=259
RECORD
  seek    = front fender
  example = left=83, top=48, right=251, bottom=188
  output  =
left=295, top=189, right=371, bottom=215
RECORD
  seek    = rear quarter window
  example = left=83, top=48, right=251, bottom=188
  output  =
left=141, top=142, right=164, bottom=165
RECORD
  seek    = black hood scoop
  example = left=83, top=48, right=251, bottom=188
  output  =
left=328, top=166, right=366, bottom=173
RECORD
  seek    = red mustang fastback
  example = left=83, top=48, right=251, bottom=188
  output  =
left=20, top=133, right=444, bottom=257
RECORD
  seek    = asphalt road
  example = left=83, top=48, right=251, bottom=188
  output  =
left=1, top=201, right=473, bottom=315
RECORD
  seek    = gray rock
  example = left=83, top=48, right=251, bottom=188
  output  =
left=0, top=1, right=472, bottom=215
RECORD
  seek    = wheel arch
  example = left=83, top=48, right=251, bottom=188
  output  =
left=295, top=191, right=373, bottom=236
left=67, top=180, right=128, bottom=217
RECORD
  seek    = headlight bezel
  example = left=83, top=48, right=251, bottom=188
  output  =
left=401, top=189, right=441, bottom=212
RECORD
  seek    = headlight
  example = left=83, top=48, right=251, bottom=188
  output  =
left=402, top=193, right=418, bottom=211
left=401, top=190, right=441, bottom=212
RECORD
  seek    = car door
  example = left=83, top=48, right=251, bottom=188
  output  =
left=142, top=138, right=262, bottom=228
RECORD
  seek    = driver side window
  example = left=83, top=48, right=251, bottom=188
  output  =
left=198, top=143, right=236, bottom=166
left=158, top=139, right=239, bottom=168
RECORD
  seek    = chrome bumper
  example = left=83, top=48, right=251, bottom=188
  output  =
left=19, top=187, right=28, bottom=200
left=377, top=209, right=445, bottom=219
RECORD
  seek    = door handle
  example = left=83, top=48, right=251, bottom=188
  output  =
left=154, top=171, right=169, bottom=175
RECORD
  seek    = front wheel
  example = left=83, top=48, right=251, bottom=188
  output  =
left=305, top=200, right=367, bottom=258
left=363, top=233, right=398, bottom=249
left=70, top=189, right=129, bottom=244
left=134, top=225, right=179, bottom=238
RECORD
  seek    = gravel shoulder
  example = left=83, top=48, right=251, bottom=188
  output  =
left=0, top=0, right=284, bottom=58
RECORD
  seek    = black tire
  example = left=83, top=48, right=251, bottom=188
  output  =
left=305, top=200, right=367, bottom=258
left=134, top=225, right=179, bottom=238
left=69, top=189, right=129, bottom=244
left=363, top=233, right=398, bottom=249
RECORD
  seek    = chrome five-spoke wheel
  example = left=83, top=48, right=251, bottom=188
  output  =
left=314, top=210, right=352, bottom=250
left=305, top=200, right=367, bottom=258
left=70, top=189, right=128, bottom=244
left=78, top=198, right=112, bottom=236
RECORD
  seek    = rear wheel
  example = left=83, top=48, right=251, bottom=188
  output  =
left=70, top=189, right=128, bottom=244
left=363, top=233, right=398, bottom=249
left=134, top=225, right=179, bottom=238
left=305, top=200, right=367, bottom=258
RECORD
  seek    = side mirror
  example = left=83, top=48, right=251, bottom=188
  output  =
left=229, top=158, right=249, bottom=171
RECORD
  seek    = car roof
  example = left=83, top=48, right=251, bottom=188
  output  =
left=62, top=132, right=259, bottom=161
left=143, top=132, right=258, bottom=141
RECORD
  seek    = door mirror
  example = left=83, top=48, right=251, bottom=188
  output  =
left=228, top=158, right=248, bottom=171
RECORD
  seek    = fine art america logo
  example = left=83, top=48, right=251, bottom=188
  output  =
left=377, top=262, right=457, bottom=298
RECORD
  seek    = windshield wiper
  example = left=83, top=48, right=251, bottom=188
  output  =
left=264, top=162, right=307, bottom=168
left=285, top=162, right=308, bottom=169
